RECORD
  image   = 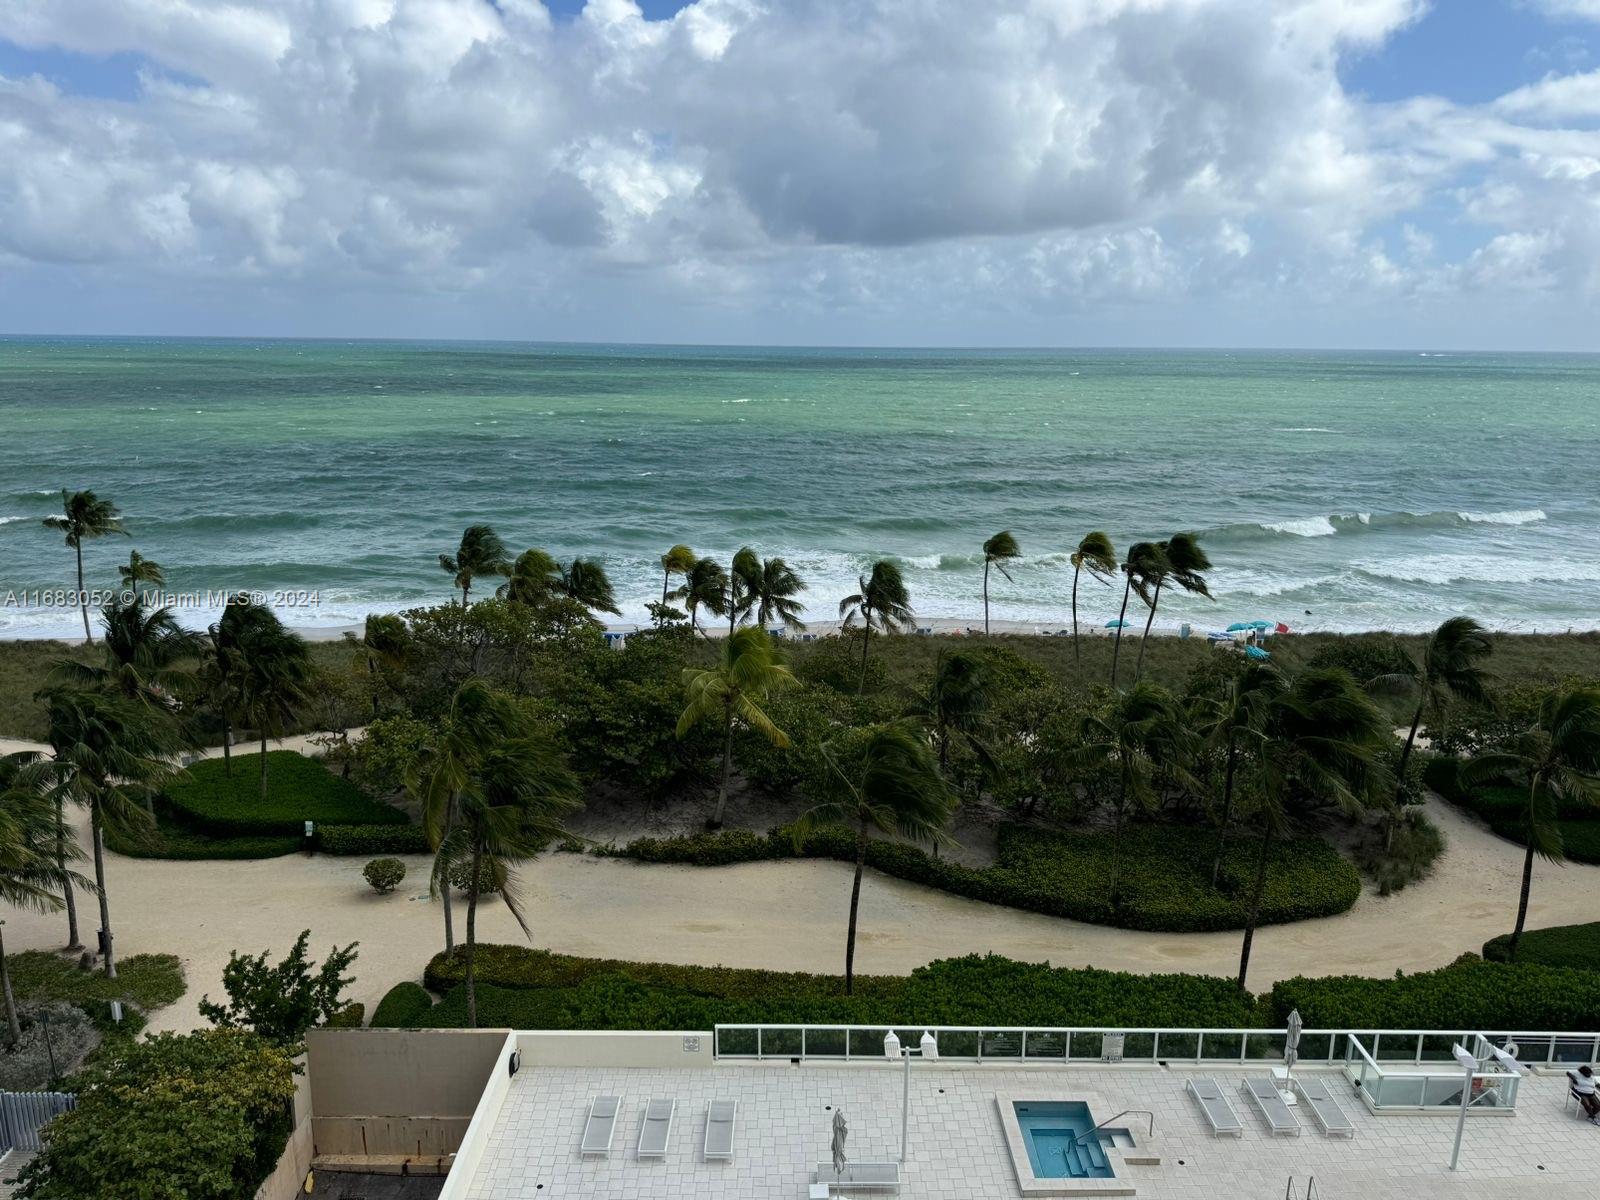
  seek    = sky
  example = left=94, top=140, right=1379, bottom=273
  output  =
left=2, top=0, right=1600, bottom=349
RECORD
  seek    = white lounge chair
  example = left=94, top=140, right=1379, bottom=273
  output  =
left=1185, top=1078, right=1243, bottom=1137
left=580, top=1095, right=620, bottom=1156
left=703, top=1099, right=737, bottom=1161
left=637, top=1097, right=676, bottom=1160
left=1242, top=1076, right=1302, bottom=1136
left=1294, top=1077, right=1355, bottom=1137
left=813, top=1161, right=900, bottom=1192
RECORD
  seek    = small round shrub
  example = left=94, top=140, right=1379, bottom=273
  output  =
left=363, top=857, right=407, bottom=895
left=371, top=981, right=435, bottom=1028
left=448, top=857, right=505, bottom=896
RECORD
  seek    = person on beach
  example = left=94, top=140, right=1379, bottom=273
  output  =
left=1574, top=1066, right=1600, bottom=1121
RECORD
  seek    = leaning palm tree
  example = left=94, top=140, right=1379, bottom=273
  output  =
left=497, top=549, right=561, bottom=606
left=1069, top=532, right=1118, bottom=663
left=50, top=594, right=201, bottom=708
left=437, top=715, right=583, bottom=1027
left=1235, top=668, right=1389, bottom=988
left=1109, top=542, right=1165, bottom=689
left=1190, top=662, right=1286, bottom=886
left=677, top=627, right=797, bottom=828
left=981, top=531, right=1021, bottom=636
left=1134, top=533, right=1212, bottom=682
left=200, top=593, right=267, bottom=777
left=439, top=524, right=511, bottom=606
left=727, top=547, right=763, bottom=635
left=658, top=545, right=698, bottom=622
left=905, top=651, right=994, bottom=776
left=233, top=612, right=312, bottom=799
left=1460, top=684, right=1600, bottom=962
left=42, top=489, right=128, bottom=643
left=350, top=613, right=409, bottom=723
left=675, top=556, right=729, bottom=635
left=839, top=561, right=915, bottom=694
left=1370, top=616, right=1493, bottom=845
left=747, top=556, right=808, bottom=631
left=117, top=550, right=165, bottom=600
left=36, top=688, right=181, bottom=978
left=794, top=722, right=954, bottom=993
left=558, top=558, right=622, bottom=616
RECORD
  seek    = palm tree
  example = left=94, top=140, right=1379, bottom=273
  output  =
left=1460, top=684, right=1600, bottom=962
left=558, top=558, right=622, bottom=616
left=905, top=651, right=994, bottom=776
left=1134, top=533, right=1212, bottom=682
left=677, top=627, right=797, bottom=828
left=1235, top=669, right=1389, bottom=989
left=0, top=755, right=88, bottom=1043
left=1071, top=683, right=1194, bottom=908
left=436, top=713, right=583, bottom=1027
left=409, top=680, right=526, bottom=954
left=839, top=561, right=914, bottom=694
left=746, top=556, right=808, bottom=632
left=50, top=594, right=201, bottom=707
left=981, top=531, right=1021, bottom=636
left=675, top=556, right=729, bottom=635
left=201, top=593, right=266, bottom=777
left=1371, top=617, right=1493, bottom=846
left=234, top=611, right=312, bottom=799
left=1191, top=662, right=1286, bottom=886
left=117, top=550, right=165, bottom=600
left=728, top=547, right=763, bottom=635
left=36, top=689, right=181, bottom=978
left=794, top=722, right=954, bottom=993
left=439, top=525, right=511, bottom=605
left=1069, top=532, right=1118, bottom=663
left=350, top=613, right=409, bottom=723
left=42, top=489, right=128, bottom=643
left=658, top=545, right=698, bottom=623
left=498, top=549, right=561, bottom=606
left=1109, top=542, right=1164, bottom=689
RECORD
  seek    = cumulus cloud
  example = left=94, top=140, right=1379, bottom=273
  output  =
left=0, top=0, right=1596, bottom=339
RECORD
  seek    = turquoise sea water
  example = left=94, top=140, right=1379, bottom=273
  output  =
left=2, top=337, right=1597, bottom=637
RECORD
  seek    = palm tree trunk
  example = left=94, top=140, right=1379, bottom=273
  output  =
left=465, top=841, right=481, bottom=1029
left=221, top=711, right=233, bottom=776
left=259, top=732, right=269, bottom=800
left=440, top=809, right=456, bottom=954
left=1134, top=579, right=1163, bottom=682
left=1236, top=823, right=1275, bottom=989
left=858, top=620, right=872, bottom=695
left=710, top=702, right=734, bottom=829
left=56, top=796, right=81, bottom=950
left=1210, top=736, right=1238, bottom=888
left=369, top=656, right=381, bottom=723
left=983, top=560, right=991, bottom=636
left=461, top=582, right=470, bottom=607
left=76, top=542, right=93, bottom=644
left=1110, top=576, right=1133, bottom=687
left=845, top=821, right=867, bottom=995
left=1071, top=565, right=1082, bottom=663
left=1510, top=781, right=1539, bottom=962
left=90, top=803, right=116, bottom=979
left=1389, top=698, right=1425, bottom=851
left=0, top=924, right=17, bottom=1047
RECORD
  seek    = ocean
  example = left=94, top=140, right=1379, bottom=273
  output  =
left=2, top=337, right=1597, bottom=639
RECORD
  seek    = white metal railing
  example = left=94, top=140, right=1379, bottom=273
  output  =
left=1344, top=1035, right=1522, bottom=1111
left=712, top=1024, right=1600, bottom=1068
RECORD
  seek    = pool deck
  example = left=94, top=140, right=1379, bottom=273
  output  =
left=462, top=1061, right=1596, bottom=1199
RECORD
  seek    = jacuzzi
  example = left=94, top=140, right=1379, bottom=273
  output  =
left=996, top=1092, right=1159, bottom=1196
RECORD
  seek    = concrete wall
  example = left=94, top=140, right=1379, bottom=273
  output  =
left=305, top=1028, right=509, bottom=1162
left=516, top=1030, right=715, bottom=1068
left=435, top=1032, right=518, bottom=1200
left=253, top=1056, right=314, bottom=1200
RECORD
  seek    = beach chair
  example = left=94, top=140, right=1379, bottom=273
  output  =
left=637, top=1097, right=676, bottom=1160
left=1184, top=1078, right=1243, bottom=1137
left=704, top=1099, right=738, bottom=1161
left=1293, top=1077, right=1355, bottom=1137
left=580, top=1095, right=620, bottom=1156
left=1241, top=1077, right=1302, bottom=1136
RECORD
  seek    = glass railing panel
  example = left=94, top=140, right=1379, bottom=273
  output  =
left=1419, top=1035, right=1458, bottom=1063
left=937, top=1030, right=980, bottom=1059
left=1157, top=1031, right=1199, bottom=1061
left=1246, top=1032, right=1285, bottom=1062
left=717, top=1027, right=758, bottom=1057
left=1121, top=1033, right=1156, bottom=1060
left=1551, top=1038, right=1596, bottom=1064
left=762, top=1028, right=803, bottom=1058
left=1066, top=1031, right=1103, bottom=1061
left=806, top=1028, right=848, bottom=1058
left=1295, top=1033, right=1332, bottom=1063
left=1201, top=1033, right=1244, bottom=1061
left=1023, top=1031, right=1066, bottom=1059
left=980, top=1029, right=1023, bottom=1059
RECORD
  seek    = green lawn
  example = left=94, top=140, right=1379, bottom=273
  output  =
left=8, top=950, right=186, bottom=1018
left=164, top=752, right=407, bottom=837
left=1483, top=921, right=1600, bottom=969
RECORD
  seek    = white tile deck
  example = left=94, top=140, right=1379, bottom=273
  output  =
left=465, top=1063, right=1598, bottom=1200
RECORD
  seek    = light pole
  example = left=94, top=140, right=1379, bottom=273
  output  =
left=884, top=1030, right=938, bottom=1164
left=1449, top=1043, right=1522, bottom=1170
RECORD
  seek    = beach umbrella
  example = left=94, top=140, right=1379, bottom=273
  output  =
left=831, top=1108, right=848, bottom=1174
left=1249, top=620, right=1275, bottom=630
left=1226, top=621, right=1252, bottom=632
left=1283, top=1008, right=1303, bottom=1097
left=1245, top=645, right=1270, bottom=660
left=1105, top=619, right=1128, bottom=628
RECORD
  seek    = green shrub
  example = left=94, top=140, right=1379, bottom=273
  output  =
left=448, top=857, right=505, bottom=895
left=15, top=1029, right=297, bottom=1200
left=166, top=753, right=407, bottom=837
left=363, top=858, right=407, bottom=894
left=370, top=981, right=435, bottom=1028
left=1424, top=753, right=1600, bottom=865
left=325, top=1002, right=365, bottom=1028
left=199, top=930, right=359, bottom=1046
left=1483, top=921, right=1600, bottom=969
left=603, top=820, right=1361, bottom=933
left=351, top=714, right=434, bottom=797
left=316, top=823, right=430, bottom=855
left=7, top=951, right=186, bottom=1014
left=1353, top=812, right=1445, bottom=895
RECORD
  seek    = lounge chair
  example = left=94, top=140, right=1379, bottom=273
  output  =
left=1185, top=1078, right=1243, bottom=1137
left=637, top=1097, right=676, bottom=1160
left=704, top=1099, right=737, bottom=1161
left=1241, top=1077, right=1302, bottom=1136
left=580, top=1095, right=620, bottom=1156
left=1293, top=1077, right=1355, bottom=1137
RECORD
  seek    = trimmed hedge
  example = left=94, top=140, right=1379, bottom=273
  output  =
left=165, top=752, right=408, bottom=838
left=370, top=981, right=435, bottom=1028
left=1424, top=756, right=1600, bottom=865
left=1483, top=921, right=1600, bottom=970
left=602, top=821, right=1361, bottom=933
left=325, top=1003, right=366, bottom=1029
left=105, top=820, right=301, bottom=861
left=316, top=823, right=430, bottom=856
